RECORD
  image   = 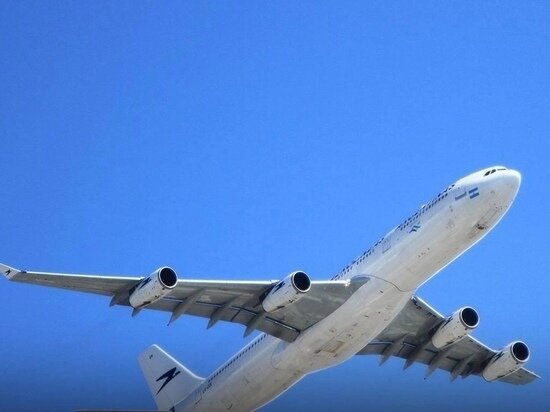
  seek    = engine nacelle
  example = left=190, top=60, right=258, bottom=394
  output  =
left=482, top=341, right=530, bottom=381
left=262, top=271, right=311, bottom=313
left=129, top=267, right=178, bottom=308
left=431, top=307, right=479, bottom=349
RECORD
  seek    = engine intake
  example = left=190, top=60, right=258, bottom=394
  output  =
left=158, top=267, right=178, bottom=288
left=262, top=271, right=311, bottom=313
left=511, top=341, right=530, bottom=362
left=129, top=267, right=178, bottom=308
left=431, top=307, right=479, bottom=349
left=482, top=341, right=530, bottom=381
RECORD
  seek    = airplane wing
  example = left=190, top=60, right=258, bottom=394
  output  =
left=1, top=263, right=367, bottom=342
left=356, top=295, right=539, bottom=385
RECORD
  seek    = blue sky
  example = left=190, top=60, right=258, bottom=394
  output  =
left=1, top=2, right=549, bottom=411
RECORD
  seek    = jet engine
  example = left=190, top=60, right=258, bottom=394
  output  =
left=431, top=307, right=479, bottom=349
left=262, top=271, right=311, bottom=313
left=129, top=267, right=178, bottom=308
left=482, top=341, right=530, bottom=381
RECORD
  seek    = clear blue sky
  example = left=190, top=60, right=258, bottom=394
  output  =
left=1, top=2, right=549, bottom=411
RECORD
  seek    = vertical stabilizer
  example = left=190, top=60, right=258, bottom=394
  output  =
left=138, top=345, right=204, bottom=411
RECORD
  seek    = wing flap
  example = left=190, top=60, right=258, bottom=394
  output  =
left=122, top=278, right=368, bottom=342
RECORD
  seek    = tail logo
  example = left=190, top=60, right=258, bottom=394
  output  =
left=156, top=367, right=181, bottom=394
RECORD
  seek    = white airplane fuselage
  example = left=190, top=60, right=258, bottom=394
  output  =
left=176, top=167, right=521, bottom=412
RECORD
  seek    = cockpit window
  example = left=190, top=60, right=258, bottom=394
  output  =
left=484, top=168, right=504, bottom=177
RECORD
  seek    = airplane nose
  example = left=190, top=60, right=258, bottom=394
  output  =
left=502, top=169, right=522, bottom=193
left=491, top=169, right=521, bottom=206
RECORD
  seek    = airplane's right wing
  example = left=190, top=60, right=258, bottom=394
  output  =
left=356, top=295, right=539, bottom=385
left=1, top=263, right=368, bottom=342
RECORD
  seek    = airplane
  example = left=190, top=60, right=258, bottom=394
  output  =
left=2, top=166, right=539, bottom=412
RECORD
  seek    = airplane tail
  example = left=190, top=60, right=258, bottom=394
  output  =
left=138, top=345, right=204, bottom=411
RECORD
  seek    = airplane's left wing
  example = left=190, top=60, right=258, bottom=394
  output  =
left=1, top=263, right=367, bottom=342
left=356, top=295, right=539, bottom=385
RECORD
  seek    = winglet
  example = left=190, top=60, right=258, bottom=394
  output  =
left=0, top=263, right=21, bottom=280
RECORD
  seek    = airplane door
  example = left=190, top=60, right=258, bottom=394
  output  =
left=193, top=387, right=203, bottom=406
left=382, top=237, right=391, bottom=253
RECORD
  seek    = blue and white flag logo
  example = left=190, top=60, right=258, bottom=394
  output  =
left=468, top=187, right=479, bottom=199
left=455, top=187, right=480, bottom=201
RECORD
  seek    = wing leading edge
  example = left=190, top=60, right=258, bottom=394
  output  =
left=1, top=263, right=367, bottom=342
left=356, top=295, right=539, bottom=385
